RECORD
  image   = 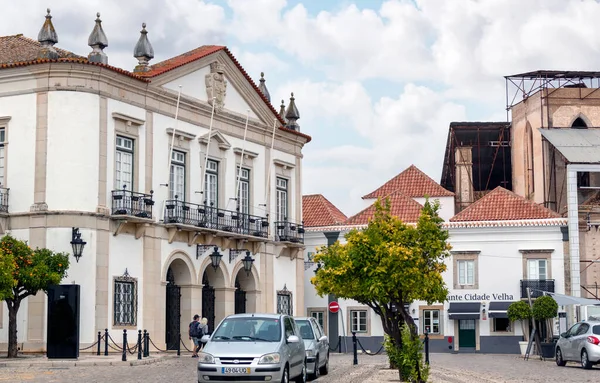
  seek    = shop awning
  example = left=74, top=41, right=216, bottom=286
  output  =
left=545, top=292, right=600, bottom=306
left=448, top=302, right=481, bottom=320
left=488, top=301, right=513, bottom=318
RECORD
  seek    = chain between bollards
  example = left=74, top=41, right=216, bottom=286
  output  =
left=137, top=330, right=142, bottom=360
left=122, top=329, right=128, bottom=362
left=352, top=332, right=358, bottom=365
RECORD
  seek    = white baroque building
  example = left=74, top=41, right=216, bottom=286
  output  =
left=303, top=166, right=568, bottom=354
left=0, top=10, right=310, bottom=352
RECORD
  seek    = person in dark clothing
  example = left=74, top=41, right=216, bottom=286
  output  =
left=189, top=314, right=201, bottom=357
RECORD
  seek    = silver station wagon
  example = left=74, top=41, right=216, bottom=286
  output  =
left=198, top=313, right=307, bottom=383
left=295, top=316, right=329, bottom=379
left=556, top=320, right=600, bottom=369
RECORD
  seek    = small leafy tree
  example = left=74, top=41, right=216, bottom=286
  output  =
left=507, top=300, right=532, bottom=342
left=0, top=234, right=69, bottom=358
left=532, top=295, right=558, bottom=343
left=384, top=324, right=430, bottom=382
left=312, top=199, right=451, bottom=382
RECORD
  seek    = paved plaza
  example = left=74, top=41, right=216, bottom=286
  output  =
left=2, top=352, right=600, bottom=382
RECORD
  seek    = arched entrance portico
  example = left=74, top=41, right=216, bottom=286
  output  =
left=201, top=263, right=228, bottom=333
left=233, top=265, right=259, bottom=314
left=164, top=257, right=193, bottom=350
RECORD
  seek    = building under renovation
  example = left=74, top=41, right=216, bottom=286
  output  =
left=443, top=70, right=600, bottom=301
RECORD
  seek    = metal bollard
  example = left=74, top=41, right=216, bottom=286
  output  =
left=177, top=333, right=181, bottom=356
left=97, top=331, right=101, bottom=356
left=122, top=329, right=128, bottom=362
left=143, top=330, right=149, bottom=357
left=137, top=330, right=142, bottom=360
left=424, top=331, right=430, bottom=365
left=338, top=335, right=342, bottom=353
left=145, top=332, right=150, bottom=357
left=352, top=332, right=358, bottom=365
left=104, top=328, right=109, bottom=356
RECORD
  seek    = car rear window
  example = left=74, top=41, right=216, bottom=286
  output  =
left=296, top=320, right=315, bottom=340
left=593, top=325, right=600, bottom=335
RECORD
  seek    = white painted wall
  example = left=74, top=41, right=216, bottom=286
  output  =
left=414, top=196, right=455, bottom=221
left=0, top=94, right=36, bottom=213
left=273, top=256, right=297, bottom=312
left=163, top=69, right=259, bottom=120
left=46, top=92, right=100, bottom=212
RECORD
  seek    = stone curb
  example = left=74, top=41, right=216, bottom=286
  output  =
left=0, top=354, right=178, bottom=368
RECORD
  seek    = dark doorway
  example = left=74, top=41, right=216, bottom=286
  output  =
left=202, top=271, right=216, bottom=333
left=234, top=277, right=246, bottom=314
left=47, top=284, right=80, bottom=359
left=458, top=319, right=476, bottom=348
left=165, top=267, right=181, bottom=350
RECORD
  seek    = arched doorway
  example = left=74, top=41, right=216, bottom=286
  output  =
left=235, top=276, right=246, bottom=314
left=202, top=271, right=216, bottom=333
left=233, top=266, right=257, bottom=314
left=165, top=267, right=181, bottom=350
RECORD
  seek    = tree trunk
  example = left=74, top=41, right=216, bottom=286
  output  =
left=6, top=299, right=20, bottom=358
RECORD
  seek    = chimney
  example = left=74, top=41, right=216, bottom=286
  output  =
left=455, top=146, right=474, bottom=212
left=258, top=72, right=271, bottom=103
left=87, top=13, right=109, bottom=64
left=285, top=92, right=300, bottom=131
left=37, top=9, right=59, bottom=60
left=133, top=23, right=154, bottom=72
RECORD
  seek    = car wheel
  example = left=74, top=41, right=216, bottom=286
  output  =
left=281, top=366, right=289, bottom=383
left=294, top=361, right=307, bottom=383
left=555, top=348, right=566, bottom=367
left=581, top=349, right=593, bottom=370
left=319, top=352, right=329, bottom=376
left=309, top=356, right=320, bottom=380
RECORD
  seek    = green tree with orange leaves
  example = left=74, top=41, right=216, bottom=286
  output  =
left=0, top=234, right=69, bottom=358
left=311, top=199, right=451, bottom=382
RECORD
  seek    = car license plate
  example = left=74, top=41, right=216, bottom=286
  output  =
left=221, top=367, right=250, bottom=374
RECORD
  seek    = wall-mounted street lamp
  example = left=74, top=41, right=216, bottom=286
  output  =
left=70, top=227, right=86, bottom=263
left=210, top=246, right=223, bottom=270
left=242, top=251, right=255, bottom=276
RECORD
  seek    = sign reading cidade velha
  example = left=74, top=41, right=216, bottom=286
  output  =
left=446, top=293, right=514, bottom=302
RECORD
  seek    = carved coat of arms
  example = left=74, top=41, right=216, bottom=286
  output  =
left=205, top=61, right=227, bottom=113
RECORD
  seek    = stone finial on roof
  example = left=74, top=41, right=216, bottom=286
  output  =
left=133, top=23, right=154, bottom=73
left=258, top=72, right=271, bottom=103
left=88, top=13, right=109, bottom=64
left=37, top=8, right=59, bottom=60
left=279, top=99, right=287, bottom=123
left=285, top=92, right=300, bottom=130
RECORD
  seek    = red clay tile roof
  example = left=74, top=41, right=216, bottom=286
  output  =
left=302, top=194, right=347, bottom=228
left=363, top=165, right=453, bottom=199
left=345, top=190, right=423, bottom=225
left=449, top=186, right=562, bottom=222
left=0, top=34, right=83, bottom=64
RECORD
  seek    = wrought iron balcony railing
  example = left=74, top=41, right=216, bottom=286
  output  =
left=164, top=198, right=269, bottom=238
left=111, top=188, right=154, bottom=219
left=520, top=279, right=555, bottom=299
left=0, top=187, right=9, bottom=213
left=274, top=220, right=305, bottom=244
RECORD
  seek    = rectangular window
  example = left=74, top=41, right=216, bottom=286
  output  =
left=169, top=150, right=185, bottom=200
left=113, top=280, right=136, bottom=326
left=276, top=177, right=288, bottom=222
left=237, top=167, right=250, bottom=214
left=310, top=310, right=325, bottom=329
left=528, top=259, right=547, bottom=280
left=0, top=128, right=5, bottom=187
left=423, top=309, right=440, bottom=335
left=277, top=290, right=292, bottom=315
left=457, top=260, right=475, bottom=286
left=350, top=310, right=367, bottom=333
left=205, top=159, right=218, bottom=207
left=115, top=136, right=134, bottom=191
left=493, top=318, right=510, bottom=332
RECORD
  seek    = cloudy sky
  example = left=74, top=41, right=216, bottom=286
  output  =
left=2, top=0, right=600, bottom=216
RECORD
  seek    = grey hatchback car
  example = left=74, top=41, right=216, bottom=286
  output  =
left=555, top=320, right=600, bottom=369
left=295, top=317, right=329, bottom=379
left=198, top=313, right=307, bottom=383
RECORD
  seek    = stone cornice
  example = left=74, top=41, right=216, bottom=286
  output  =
left=112, top=112, right=145, bottom=126
left=0, top=62, right=307, bottom=155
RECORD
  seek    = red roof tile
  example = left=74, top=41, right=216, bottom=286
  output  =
left=363, top=165, right=453, bottom=199
left=0, top=34, right=82, bottom=64
left=302, top=194, right=347, bottom=228
left=345, top=190, right=423, bottom=225
left=449, top=187, right=562, bottom=222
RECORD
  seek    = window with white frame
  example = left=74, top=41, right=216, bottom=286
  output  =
left=492, top=318, right=510, bottom=332
left=423, top=309, right=440, bottom=334
left=276, top=177, right=288, bottom=222
left=236, top=167, right=250, bottom=214
left=350, top=310, right=367, bottom=333
left=113, top=278, right=137, bottom=326
left=0, top=128, right=5, bottom=187
left=169, top=150, right=185, bottom=200
left=204, top=159, right=218, bottom=207
left=310, top=310, right=325, bottom=331
left=528, top=259, right=547, bottom=280
left=457, top=260, right=475, bottom=286
left=115, top=136, right=134, bottom=191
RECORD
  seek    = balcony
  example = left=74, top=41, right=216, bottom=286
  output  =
left=111, top=189, right=154, bottom=219
left=520, top=279, right=555, bottom=299
left=163, top=199, right=269, bottom=240
left=274, top=220, right=305, bottom=245
left=0, top=187, right=8, bottom=213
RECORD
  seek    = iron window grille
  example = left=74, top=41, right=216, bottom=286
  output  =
left=277, top=284, right=293, bottom=315
left=113, top=270, right=137, bottom=326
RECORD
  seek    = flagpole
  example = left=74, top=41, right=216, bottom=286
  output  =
left=263, top=118, right=278, bottom=216
left=162, top=85, right=182, bottom=221
left=200, top=97, right=217, bottom=205
left=235, top=109, right=251, bottom=212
